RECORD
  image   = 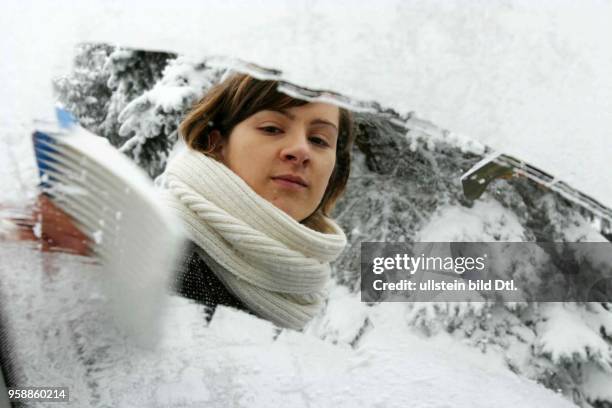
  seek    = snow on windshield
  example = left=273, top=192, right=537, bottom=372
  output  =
left=2, top=1, right=612, bottom=407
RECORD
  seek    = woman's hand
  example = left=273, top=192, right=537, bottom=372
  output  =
left=0, top=194, right=92, bottom=256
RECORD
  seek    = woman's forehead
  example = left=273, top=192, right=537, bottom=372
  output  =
left=256, top=103, right=340, bottom=125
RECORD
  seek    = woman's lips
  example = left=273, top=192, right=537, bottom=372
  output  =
left=272, top=177, right=307, bottom=190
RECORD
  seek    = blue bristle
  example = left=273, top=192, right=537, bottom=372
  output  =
left=32, top=131, right=61, bottom=191
left=55, top=106, right=77, bottom=129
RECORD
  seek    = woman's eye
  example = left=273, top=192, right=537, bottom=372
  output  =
left=260, top=126, right=283, bottom=134
left=310, top=136, right=329, bottom=147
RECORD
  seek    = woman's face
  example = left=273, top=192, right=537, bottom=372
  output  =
left=216, top=102, right=339, bottom=222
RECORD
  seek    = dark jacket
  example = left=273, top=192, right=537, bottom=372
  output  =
left=173, top=242, right=251, bottom=321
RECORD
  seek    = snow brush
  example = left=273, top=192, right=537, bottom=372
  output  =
left=31, top=107, right=184, bottom=344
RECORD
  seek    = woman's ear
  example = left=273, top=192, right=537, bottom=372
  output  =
left=208, top=130, right=225, bottom=161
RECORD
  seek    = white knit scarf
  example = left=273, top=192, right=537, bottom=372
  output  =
left=161, top=148, right=347, bottom=330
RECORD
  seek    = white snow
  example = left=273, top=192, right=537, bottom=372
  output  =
left=1, top=1, right=611, bottom=406
left=92, top=229, right=103, bottom=244
left=536, top=303, right=611, bottom=366
left=583, top=364, right=612, bottom=403
left=2, top=0, right=611, bottom=209
left=416, top=200, right=526, bottom=242
left=0, top=244, right=579, bottom=407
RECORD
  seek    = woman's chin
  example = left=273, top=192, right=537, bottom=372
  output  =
left=268, top=200, right=304, bottom=222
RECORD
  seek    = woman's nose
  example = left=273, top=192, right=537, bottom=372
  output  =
left=280, top=133, right=310, bottom=165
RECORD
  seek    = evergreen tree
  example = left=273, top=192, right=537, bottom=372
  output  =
left=327, top=112, right=612, bottom=408
left=100, top=48, right=177, bottom=148
left=55, top=45, right=177, bottom=148
left=115, top=55, right=224, bottom=177
left=54, top=43, right=114, bottom=135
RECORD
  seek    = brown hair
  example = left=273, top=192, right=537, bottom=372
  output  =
left=179, top=73, right=354, bottom=233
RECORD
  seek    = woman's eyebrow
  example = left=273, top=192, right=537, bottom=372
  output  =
left=271, top=109, right=339, bottom=131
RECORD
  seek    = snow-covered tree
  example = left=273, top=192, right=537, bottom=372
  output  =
left=56, top=45, right=224, bottom=177
left=115, top=55, right=224, bottom=177
left=327, top=111, right=612, bottom=408
left=99, top=48, right=177, bottom=148
left=54, top=43, right=114, bottom=134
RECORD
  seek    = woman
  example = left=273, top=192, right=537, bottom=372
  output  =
left=162, top=73, right=355, bottom=330
left=2, top=73, right=355, bottom=330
